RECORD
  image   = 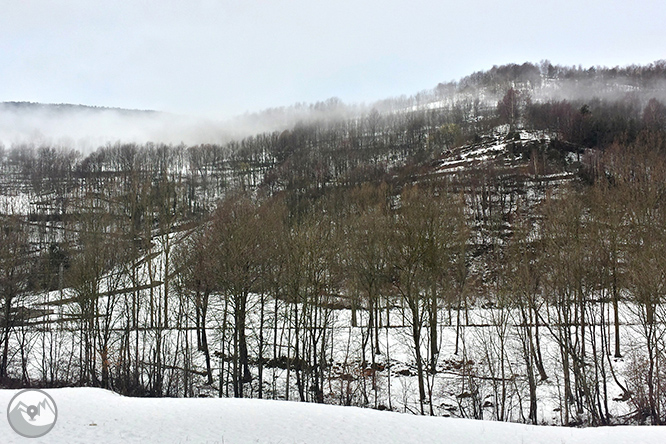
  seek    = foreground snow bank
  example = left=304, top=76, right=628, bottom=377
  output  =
left=0, top=388, right=664, bottom=444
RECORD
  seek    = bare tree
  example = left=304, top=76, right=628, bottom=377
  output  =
left=0, top=213, right=31, bottom=379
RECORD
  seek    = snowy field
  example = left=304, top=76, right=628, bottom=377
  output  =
left=1, top=387, right=665, bottom=444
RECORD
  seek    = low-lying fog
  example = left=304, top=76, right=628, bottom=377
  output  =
left=0, top=103, right=237, bottom=153
left=0, top=99, right=361, bottom=154
left=2, top=67, right=665, bottom=154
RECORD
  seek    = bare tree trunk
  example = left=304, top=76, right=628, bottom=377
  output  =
left=411, top=306, right=426, bottom=415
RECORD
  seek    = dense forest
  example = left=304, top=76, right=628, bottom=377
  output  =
left=2, top=61, right=666, bottom=426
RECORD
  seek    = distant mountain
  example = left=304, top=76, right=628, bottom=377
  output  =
left=1, top=101, right=156, bottom=112
left=0, top=101, right=231, bottom=152
left=2, top=61, right=665, bottom=153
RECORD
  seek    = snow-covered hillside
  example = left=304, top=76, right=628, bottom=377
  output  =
left=0, top=387, right=664, bottom=444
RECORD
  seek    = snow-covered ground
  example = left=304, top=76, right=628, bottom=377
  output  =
left=434, top=128, right=560, bottom=175
left=6, top=278, right=646, bottom=426
left=0, top=387, right=664, bottom=444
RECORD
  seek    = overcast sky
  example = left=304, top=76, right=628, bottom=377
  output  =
left=1, top=0, right=664, bottom=119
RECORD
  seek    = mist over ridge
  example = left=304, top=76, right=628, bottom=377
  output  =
left=2, top=60, right=666, bottom=154
left=0, top=102, right=234, bottom=153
